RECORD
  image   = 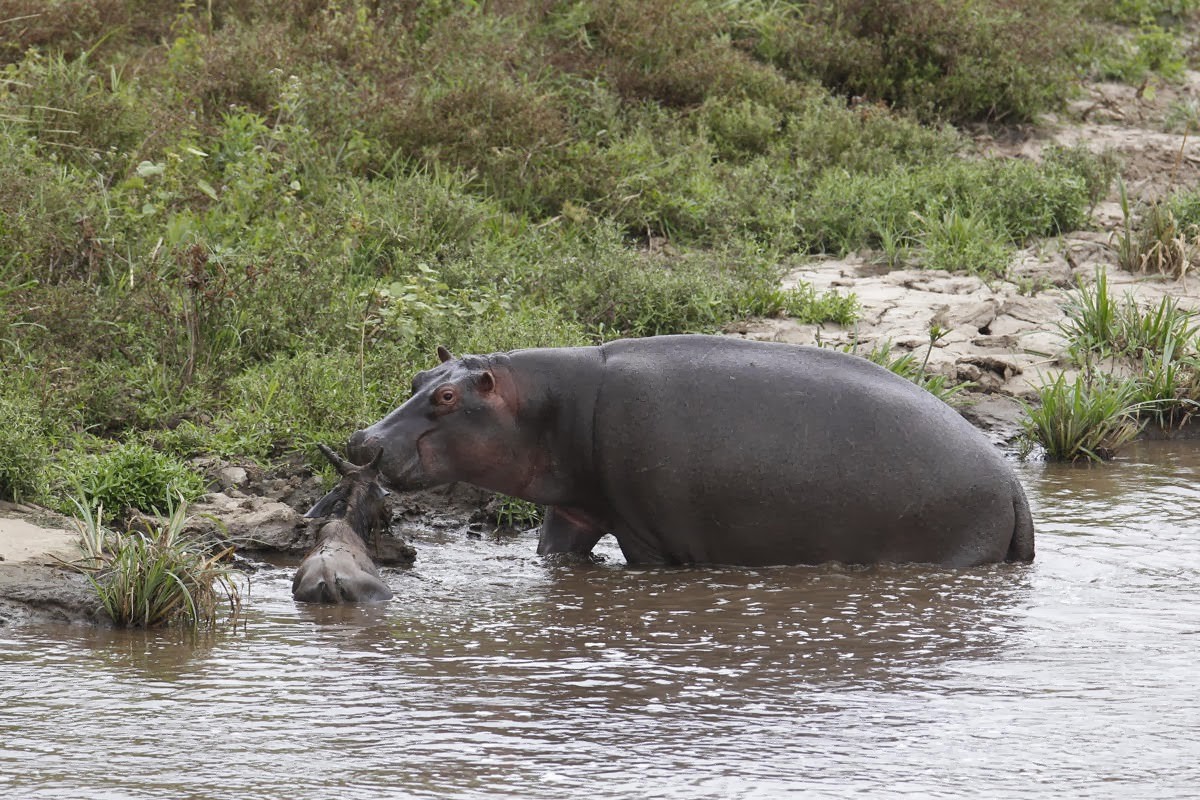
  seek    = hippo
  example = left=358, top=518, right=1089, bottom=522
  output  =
left=293, top=444, right=393, bottom=603
left=347, top=334, right=1034, bottom=567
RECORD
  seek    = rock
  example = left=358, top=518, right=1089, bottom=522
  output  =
left=374, top=536, right=418, bottom=566
left=216, top=465, right=249, bottom=493
left=0, top=564, right=107, bottom=627
left=184, top=493, right=317, bottom=554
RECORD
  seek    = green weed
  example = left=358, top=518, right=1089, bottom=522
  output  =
left=492, top=496, right=544, bottom=530
left=76, top=442, right=206, bottom=516
left=71, top=496, right=242, bottom=629
left=1022, top=373, right=1144, bottom=462
left=913, top=209, right=1012, bottom=276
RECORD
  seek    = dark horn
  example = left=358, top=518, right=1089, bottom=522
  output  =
left=437, top=345, right=453, bottom=363
left=368, top=448, right=383, bottom=470
left=316, top=443, right=353, bottom=476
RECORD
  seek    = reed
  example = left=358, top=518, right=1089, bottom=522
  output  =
left=1022, top=373, right=1143, bottom=462
left=71, top=495, right=242, bottom=629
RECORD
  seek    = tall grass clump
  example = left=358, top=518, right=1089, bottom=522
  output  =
left=71, top=497, right=242, bottom=629
left=1060, top=267, right=1199, bottom=359
left=1023, top=373, right=1144, bottom=462
left=1036, top=267, right=1200, bottom=454
left=1114, top=179, right=1197, bottom=279
left=1059, top=268, right=1121, bottom=358
left=913, top=209, right=1012, bottom=276
left=1132, top=338, right=1200, bottom=427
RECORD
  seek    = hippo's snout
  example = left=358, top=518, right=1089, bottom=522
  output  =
left=346, top=429, right=375, bottom=464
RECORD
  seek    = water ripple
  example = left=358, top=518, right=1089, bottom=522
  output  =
left=3, top=439, right=1200, bottom=798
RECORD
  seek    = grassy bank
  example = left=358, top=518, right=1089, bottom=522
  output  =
left=1, top=1, right=1194, bottom=508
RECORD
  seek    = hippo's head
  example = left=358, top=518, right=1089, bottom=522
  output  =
left=347, top=347, right=530, bottom=496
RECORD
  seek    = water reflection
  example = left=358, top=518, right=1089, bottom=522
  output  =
left=2, top=440, right=1200, bottom=799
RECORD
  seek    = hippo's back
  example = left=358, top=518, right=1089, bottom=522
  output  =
left=591, top=335, right=1029, bottom=566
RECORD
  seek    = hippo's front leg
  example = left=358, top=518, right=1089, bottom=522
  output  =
left=537, top=506, right=607, bottom=556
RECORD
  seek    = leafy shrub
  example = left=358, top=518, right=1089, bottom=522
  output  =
left=1096, top=0, right=1200, bottom=24
left=0, top=390, right=49, bottom=503
left=1093, top=24, right=1188, bottom=82
left=78, top=442, right=206, bottom=515
left=752, top=0, right=1085, bottom=122
left=0, top=131, right=109, bottom=284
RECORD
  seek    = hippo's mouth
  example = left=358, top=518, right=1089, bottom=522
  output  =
left=375, top=451, right=430, bottom=492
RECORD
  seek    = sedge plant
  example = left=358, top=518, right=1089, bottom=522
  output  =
left=70, top=495, right=242, bottom=629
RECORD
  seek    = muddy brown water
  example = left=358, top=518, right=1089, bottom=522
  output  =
left=3, top=440, right=1200, bottom=799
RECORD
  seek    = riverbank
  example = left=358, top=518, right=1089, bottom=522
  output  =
left=0, top=503, right=103, bottom=626
left=739, top=72, right=1200, bottom=440
left=5, top=54, right=1200, bottom=627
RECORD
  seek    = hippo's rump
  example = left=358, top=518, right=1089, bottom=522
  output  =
left=591, top=336, right=1023, bottom=567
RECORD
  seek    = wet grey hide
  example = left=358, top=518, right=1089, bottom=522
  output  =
left=292, top=444, right=393, bottom=603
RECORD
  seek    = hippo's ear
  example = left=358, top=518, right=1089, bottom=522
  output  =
left=477, top=371, right=496, bottom=394
left=437, top=345, right=453, bottom=363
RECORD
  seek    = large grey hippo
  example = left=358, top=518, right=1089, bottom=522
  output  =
left=294, top=445, right=393, bottom=603
left=347, top=335, right=1034, bottom=567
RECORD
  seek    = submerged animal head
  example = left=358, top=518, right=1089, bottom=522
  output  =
left=304, top=444, right=391, bottom=538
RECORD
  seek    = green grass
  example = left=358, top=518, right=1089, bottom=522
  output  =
left=1022, top=373, right=1144, bottom=462
left=1059, top=268, right=1122, bottom=357
left=1036, top=266, right=1200, bottom=455
left=71, top=496, right=242, bottom=629
left=1059, top=267, right=1200, bottom=360
left=0, top=1, right=1182, bottom=502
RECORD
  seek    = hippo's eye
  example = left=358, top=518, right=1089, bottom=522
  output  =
left=433, top=386, right=457, bottom=406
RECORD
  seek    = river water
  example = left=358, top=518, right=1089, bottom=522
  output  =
left=2, top=440, right=1199, bottom=799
